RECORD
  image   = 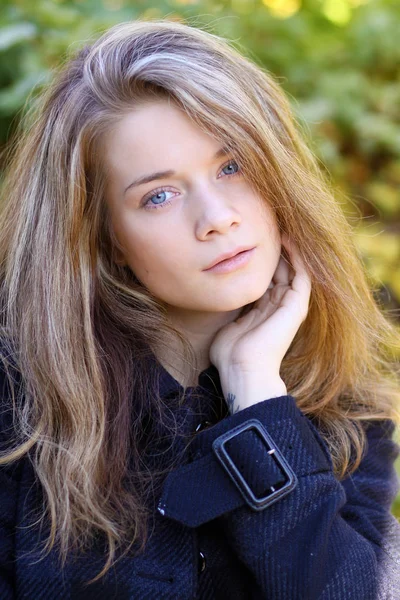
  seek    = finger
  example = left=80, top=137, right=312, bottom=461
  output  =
left=289, top=245, right=311, bottom=295
left=289, top=271, right=312, bottom=322
left=272, top=253, right=292, bottom=285
left=279, top=234, right=297, bottom=279
left=281, top=236, right=312, bottom=311
left=253, top=281, right=289, bottom=317
left=281, top=235, right=309, bottom=282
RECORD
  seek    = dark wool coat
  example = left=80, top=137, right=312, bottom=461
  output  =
left=1, top=353, right=400, bottom=599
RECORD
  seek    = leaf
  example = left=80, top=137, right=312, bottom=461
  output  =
left=0, top=23, right=37, bottom=52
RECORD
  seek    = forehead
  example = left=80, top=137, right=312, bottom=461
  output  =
left=104, top=100, right=221, bottom=168
left=102, top=100, right=227, bottom=199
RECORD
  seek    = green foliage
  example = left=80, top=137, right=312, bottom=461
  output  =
left=0, top=0, right=399, bottom=515
left=1, top=0, right=398, bottom=311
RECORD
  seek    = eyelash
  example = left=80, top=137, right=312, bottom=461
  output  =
left=141, top=159, right=242, bottom=211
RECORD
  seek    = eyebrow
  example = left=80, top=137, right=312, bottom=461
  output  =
left=123, top=145, right=233, bottom=196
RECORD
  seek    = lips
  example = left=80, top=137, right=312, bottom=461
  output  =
left=203, top=246, right=255, bottom=270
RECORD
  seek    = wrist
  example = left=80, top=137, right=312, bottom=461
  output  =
left=221, top=372, right=287, bottom=414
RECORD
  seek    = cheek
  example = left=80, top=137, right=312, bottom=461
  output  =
left=124, top=233, right=183, bottom=286
left=126, top=233, right=194, bottom=305
left=258, top=219, right=282, bottom=271
left=267, top=215, right=282, bottom=254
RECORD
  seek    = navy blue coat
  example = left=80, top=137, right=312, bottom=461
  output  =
left=1, top=355, right=400, bottom=599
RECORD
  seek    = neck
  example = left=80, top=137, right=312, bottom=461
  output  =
left=155, top=301, right=255, bottom=388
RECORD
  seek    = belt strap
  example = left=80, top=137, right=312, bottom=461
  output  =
left=157, top=402, right=332, bottom=527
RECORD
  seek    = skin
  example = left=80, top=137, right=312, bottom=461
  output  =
left=103, top=98, right=285, bottom=387
left=209, top=232, right=312, bottom=411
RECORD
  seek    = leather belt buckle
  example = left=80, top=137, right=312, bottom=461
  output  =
left=212, top=418, right=298, bottom=510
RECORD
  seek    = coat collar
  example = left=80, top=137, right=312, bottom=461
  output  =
left=150, top=350, right=230, bottom=431
left=140, top=351, right=229, bottom=480
left=155, top=353, right=224, bottom=402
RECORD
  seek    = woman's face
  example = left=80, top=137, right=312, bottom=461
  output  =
left=103, top=99, right=282, bottom=317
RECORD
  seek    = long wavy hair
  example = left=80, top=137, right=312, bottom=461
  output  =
left=0, top=18, right=399, bottom=583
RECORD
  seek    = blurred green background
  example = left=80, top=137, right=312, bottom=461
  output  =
left=0, top=0, right=399, bottom=516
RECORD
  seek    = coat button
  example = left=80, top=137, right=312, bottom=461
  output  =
left=195, top=420, right=212, bottom=433
left=198, top=550, right=206, bottom=573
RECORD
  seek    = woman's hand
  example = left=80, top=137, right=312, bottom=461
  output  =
left=209, top=233, right=312, bottom=411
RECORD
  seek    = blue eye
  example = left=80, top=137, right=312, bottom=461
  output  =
left=220, top=160, right=240, bottom=177
left=143, top=189, right=176, bottom=210
left=142, top=159, right=241, bottom=210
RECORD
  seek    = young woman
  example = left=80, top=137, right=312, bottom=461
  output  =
left=0, top=18, right=399, bottom=599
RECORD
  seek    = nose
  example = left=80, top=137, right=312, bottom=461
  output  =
left=194, top=185, right=241, bottom=238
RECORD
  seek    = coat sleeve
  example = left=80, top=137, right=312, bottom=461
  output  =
left=157, top=394, right=400, bottom=600
left=0, top=359, right=22, bottom=600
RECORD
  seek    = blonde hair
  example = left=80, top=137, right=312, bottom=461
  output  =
left=0, top=18, right=399, bottom=583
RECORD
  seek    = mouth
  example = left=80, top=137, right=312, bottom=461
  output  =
left=203, top=247, right=256, bottom=274
left=203, top=246, right=256, bottom=271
